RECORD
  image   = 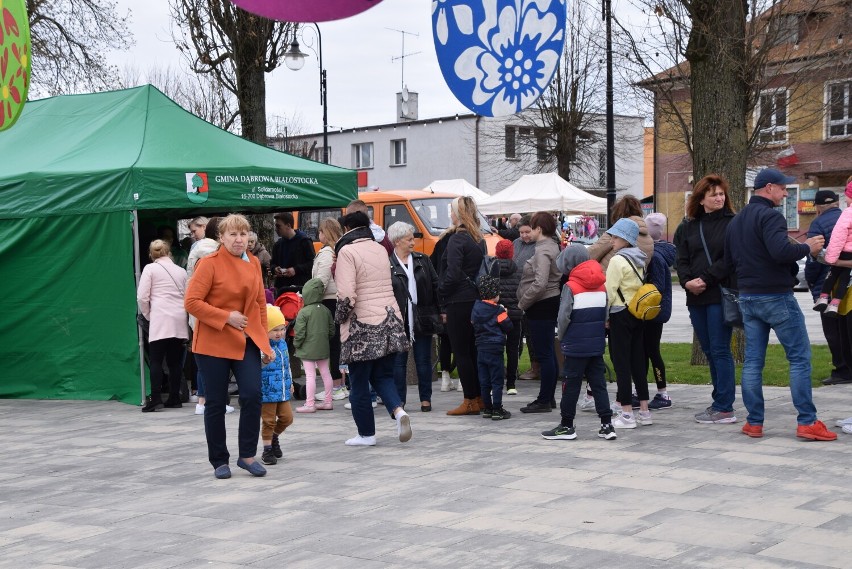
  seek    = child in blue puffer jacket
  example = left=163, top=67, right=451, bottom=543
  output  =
left=260, top=305, right=294, bottom=466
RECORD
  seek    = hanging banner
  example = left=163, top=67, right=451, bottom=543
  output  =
left=0, top=0, right=31, bottom=131
left=230, top=0, right=385, bottom=22
left=432, top=0, right=566, bottom=117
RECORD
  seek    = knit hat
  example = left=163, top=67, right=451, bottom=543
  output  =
left=815, top=190, right=839, bottom=206
left=478, top=275, right=500, bottom=300
left=644, top=213, right=667, bottom=241
left=606, top=218, right=639, bottom=247
left=495, top=239, right=514, bottom=260
left=846, top=180, right=852, bottom=200
left=266, top=304, right=286, bottom=331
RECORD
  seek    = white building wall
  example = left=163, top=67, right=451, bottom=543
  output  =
left=279, top=110, right=645, bottom=200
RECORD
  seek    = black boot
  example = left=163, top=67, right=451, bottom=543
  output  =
left=141, top=395, right=163, bottom=413
left=271, top=434, right=283, bottom=458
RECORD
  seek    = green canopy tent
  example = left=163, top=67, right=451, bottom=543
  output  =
left=0, top=85, right=356, bottom=404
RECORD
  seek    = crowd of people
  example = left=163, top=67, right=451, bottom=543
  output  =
left=136, top=168, right=852, bottom=478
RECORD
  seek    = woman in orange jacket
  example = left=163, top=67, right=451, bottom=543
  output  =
left=185, top=214, right=274, bottom=479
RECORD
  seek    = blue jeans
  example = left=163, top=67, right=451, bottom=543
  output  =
left=477, top=343, right=505, bottom=409
left=195, top=340, right=262, bottom=468
left=739, top=293, right=816, bottom=425
left=348, top=353, right=403, bottom=437
left=394, top=334, right=434, bottom=406
left=688, top=303, right=736, bottom=412
left=527, top=317, right=558, bottom=404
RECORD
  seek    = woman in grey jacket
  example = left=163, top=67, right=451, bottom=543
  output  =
left=517, top=212, right=563, bottom=414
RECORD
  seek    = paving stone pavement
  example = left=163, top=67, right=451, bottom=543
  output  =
left=1, top=381, right=852, bottom=569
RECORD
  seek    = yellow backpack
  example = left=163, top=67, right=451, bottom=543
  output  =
left=616, top=258, right=662, bottom=321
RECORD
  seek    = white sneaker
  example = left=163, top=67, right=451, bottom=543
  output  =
left=189, top=394, right=199, bottom=403
left=195, top=404, right=204, bottom=415
left=315, top=391, right=326, bottom=401
left=396, top=412, right=412, bottom=443
left=344, top=401, right=377, bottom=410
left=440, top=371, right=452, bottom=392
left=507, top=388, right=518, bottom=395
left=225, top=405, right=235, bottom=414
left=612, top=413, right=637, bottom=429
left=451, top=379, right=460, bottom=391
left=843, top=424, right=852, bottom=435
left=636, top=410, right=653, bottom=426
left=579, top=394, right=596, bottom=412
left=345, top=435, right=376, bottom=446
left=610, top=401, right=623, bottom=415
left=835, top=416, right=852, bottom=427
left=332, top=387, right=348, bottom=400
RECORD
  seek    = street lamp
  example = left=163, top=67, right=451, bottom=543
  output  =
left=603, top=0, right=616, bottom=226
left=285, top=23, right=328, bottom=164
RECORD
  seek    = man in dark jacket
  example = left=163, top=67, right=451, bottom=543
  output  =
left=725, top=168, right=834, bottom=441
left=498, top=213, right=522, bottom=241
left=805, top=190, right=852, bottom=385
left=272, top=212, right=316, bottom=294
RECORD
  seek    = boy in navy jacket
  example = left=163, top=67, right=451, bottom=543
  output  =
left=542, top=260, right=616, bottom=441
left=471, top=275, right=513, bottom=420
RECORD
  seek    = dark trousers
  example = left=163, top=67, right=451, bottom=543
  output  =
left=394, top=333, right=434, bottom=405
left=195, top=341, right=262, bottom=468
left=321, top=298, right=342, bottom=380
left=438, top=333, right=455, bottom=373
left=348, top=353, right=402, bottom=437
left=477, top=343, right=505, bottom=409
left=609, top=309, right=648, bottom=405
left=827, top=313, right=852, bottom=380
left=560, top=355, right=612, bottom=425
left=445, top=301, right=479, bottom=399
left=505, top=318, right=522, bottom=387
left=523, top=317, right=537, bottom=363
left=643, top=321, right=666, bottom=390
left=528, top=317, right=558, bottom=404
left=148, top=337, right=185, bottom=402
left=821, top=252, right=852, bottom=298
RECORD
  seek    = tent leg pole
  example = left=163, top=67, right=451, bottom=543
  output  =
left=133, top=210, right=146, bottom=406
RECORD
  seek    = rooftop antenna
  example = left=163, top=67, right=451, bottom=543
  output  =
left=387, top=27, right=421, bottom=91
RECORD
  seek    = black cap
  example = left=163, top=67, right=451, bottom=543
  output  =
left=814, top=190, right=838, bottom=206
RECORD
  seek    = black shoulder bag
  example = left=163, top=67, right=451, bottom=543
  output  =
left=699, top=221, right=742, bottom=328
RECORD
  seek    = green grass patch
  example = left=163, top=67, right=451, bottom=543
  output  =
left=508, top=343, right=832, bottom=388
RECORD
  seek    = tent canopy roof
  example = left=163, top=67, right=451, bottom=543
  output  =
left=422, top=179, right=490, bottom=202
left=478, top=173, right=607, bottom=215
left=0, top=85, right=356, bottom=220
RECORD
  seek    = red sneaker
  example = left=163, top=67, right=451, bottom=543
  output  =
left=742, top=422, right=763, bottom=438
left=797, top=420, right=837, bottom=441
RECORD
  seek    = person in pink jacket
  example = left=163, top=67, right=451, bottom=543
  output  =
left=815, top=180, right=852, bottom=315
left=137, top=239, right=189, bottom=412
left=334, top=211, right=412, bottom=447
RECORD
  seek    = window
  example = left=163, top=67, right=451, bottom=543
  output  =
left=505, top=126, right=517, bottom=159
left=352, top=142, right=373, bottom=169
left=298, top=209, right=340, bottom=243
left=827, top=80, right=852, bottom=139
left=756, top=89, right=788, bottom=144
left=535, top=128, right=548, bottom=162
left=768, top=14, right=801, bottom=46
left=598, top=148, right=607, bottom=187
left=383, top=204, right=416, bottom=230
left=390, top=139, right=407, bottom=166
left=310, top=146, right=331, bottom=162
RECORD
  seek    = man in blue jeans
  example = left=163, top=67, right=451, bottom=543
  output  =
left=724, top=168, right=836, bottom=441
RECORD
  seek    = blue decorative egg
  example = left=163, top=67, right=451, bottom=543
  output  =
left=432, top=0, right=566, bottom=117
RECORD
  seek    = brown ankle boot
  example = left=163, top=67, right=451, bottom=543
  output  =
left=519, top=362, right=541, bottom=380
left=473, top=396, right=484, bottom=412
left=447, top=399, right=475, bottom=416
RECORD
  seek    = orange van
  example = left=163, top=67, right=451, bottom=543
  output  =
left=294, top=189, right=501, bottom=256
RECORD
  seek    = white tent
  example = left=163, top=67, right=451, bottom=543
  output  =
left=422, top=179, right=490, bottom=202
left=478, top=173, right=607, bottom=215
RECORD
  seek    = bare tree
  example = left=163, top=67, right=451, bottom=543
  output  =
left=620, top=0, right=852, bottom=207
left=169, top=0, right=295, bottom=145
left=27, top=0, right=133, bottom=96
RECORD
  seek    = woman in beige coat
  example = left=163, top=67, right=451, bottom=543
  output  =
left=588, top=195, right=654, bottom=271
left=334, top=211, right=412, bottom=447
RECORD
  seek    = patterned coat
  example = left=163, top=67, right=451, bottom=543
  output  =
left=334, top=228, right=408, bottom=363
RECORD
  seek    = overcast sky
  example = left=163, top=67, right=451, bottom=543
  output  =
left=112, top=0, right=643, bottom=134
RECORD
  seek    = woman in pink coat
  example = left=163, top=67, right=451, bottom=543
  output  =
left=137, top=239, right=189, bottom=412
